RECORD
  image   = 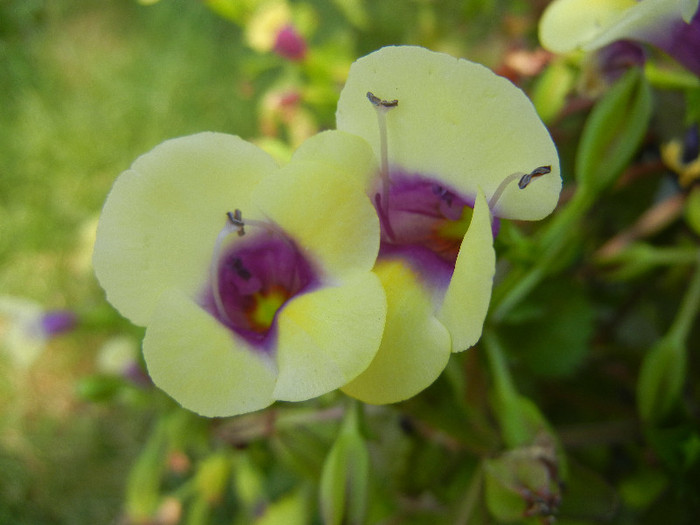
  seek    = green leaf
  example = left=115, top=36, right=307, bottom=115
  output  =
left=75, top=374, right=124, bottom=402
left=194, top=452, right=232, bottom=503
left=644, top=61, right=700, bottom=90
left=500, top=279, right=596, bottom=378
left=685, top=187, right=700, bottom=236
left=256, top=489, right=310, bottom=525
left=319, top=404, right=370, bottom=525
left=575, top=67, right=652, bottom=196
left=637, top=336, right=686, bottom=423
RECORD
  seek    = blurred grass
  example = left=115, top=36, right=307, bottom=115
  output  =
left=0, top=0, right=270, bottom=522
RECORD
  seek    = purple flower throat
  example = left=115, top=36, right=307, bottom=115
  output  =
left=375, top=172, right=475, bottom=267
left=204, top=219, right=318, bottom=349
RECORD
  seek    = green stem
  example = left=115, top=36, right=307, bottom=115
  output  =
left=492, top=265, right=545, bottom=323
left=491, top=188, right=595, bottom=322
left=454, top=463, right=484, bottom=525
left=483, top=331, right=528, bottom=446
left=668, top=250, right=700, bottom=345
left=539, top=188, right=594, bottom=251
left=645, top=246, right=700, bottom=266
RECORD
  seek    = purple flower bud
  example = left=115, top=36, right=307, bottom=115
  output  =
left=273, top=24, right=307, bottom=61
left=596, top=40, right=647, bottom=83
left=39, top=310, right=77, bottom=337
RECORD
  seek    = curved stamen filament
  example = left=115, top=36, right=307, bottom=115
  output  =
left=211, top=213, right=240, bottom=324
left=210, top=209, right=272, bottom=324
left=488, top=165, right=551, bottom=211
left=367, top=91, right=399, bottom=218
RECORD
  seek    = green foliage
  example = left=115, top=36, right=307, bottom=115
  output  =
left=637, top=336, right=686, bottom=423
left=319, top=403, right=370, bottom=525
left=575, top=67, right=653, bottom=196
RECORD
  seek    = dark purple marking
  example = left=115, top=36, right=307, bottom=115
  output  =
left=375, top=171, right=475, bottom=262
left=202, top=228, right=319, bottom=351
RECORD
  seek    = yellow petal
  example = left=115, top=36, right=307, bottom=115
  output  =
left=273, top=272, right=386, bottom=401
left=336, top=46, right=561, bottom=221
left=539, top=0, right=635, bottom=53
left=341, top=260, right=451, bottom=404
left=93, top=133, right=278, bottom=326
left=438, top=190, right=495, bottom=352
left=290, top=130, right=379, bottom=193
left=143, top=288, right=277, bottom=417
left=253, top=158, right=380, bottom=277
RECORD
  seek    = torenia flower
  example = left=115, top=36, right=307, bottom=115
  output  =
left=93, top=133, right=386, bottom=417
left=539, top=0, right=700, bottom=76
left=292, top=46, right=561, bottom=404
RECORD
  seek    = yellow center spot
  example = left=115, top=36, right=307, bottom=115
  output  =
left=437, top=206, right=474, bottom=240
left=249, top=287, right=289, bottom=331
left=427, top=206, right=474, bottom=261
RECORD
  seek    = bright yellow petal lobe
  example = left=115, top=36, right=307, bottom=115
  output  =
left=253, top=159, right=380, bottom=278
left=341, top=260, right=451, bottom=404
left=143, top=289, right=276, bottom=417
left=93, top=133, right=278, bottom=326
left=438, top=190, right=496, bottom=352
left=539, top=0, right=635, bottom=53
left=273, top=272, right=386, bottom=401
left=336, top=46, right=561, bottom=221
left=290, top=130, right=379, bottom=192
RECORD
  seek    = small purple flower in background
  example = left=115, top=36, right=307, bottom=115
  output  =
left=40, top=310, right=77, bottom=337
left=0, top=296, right=77, bottom=368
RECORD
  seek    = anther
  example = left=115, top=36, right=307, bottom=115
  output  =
left=367, top=91, right=399, bottom=227
left=227, top=209, right=246, bottom=236
left=367, top=91, right=398, bottom=108
left=488, top=165, right=551, bottom=211
left=518, top=165, right=551, bottom=189
left=211, top=209, right=254, bottom=324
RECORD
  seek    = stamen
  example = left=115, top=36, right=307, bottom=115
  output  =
left=367, top=92, right=398, bottom=108
left=518, top=165, right=551, bottom=189
left=211, top=213, right=241, bottom=324
left=210, top=209, right=269, bottom=324
left=488, top=165, right=551, bottom=211
left=227, top=209, right=246, bottom=236
left=367, top=91, right=399, bottom=227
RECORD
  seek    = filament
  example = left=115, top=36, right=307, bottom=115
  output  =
left=367, top=91, right=398, bottom=216
left=488, top=165, right=551, bottom=211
